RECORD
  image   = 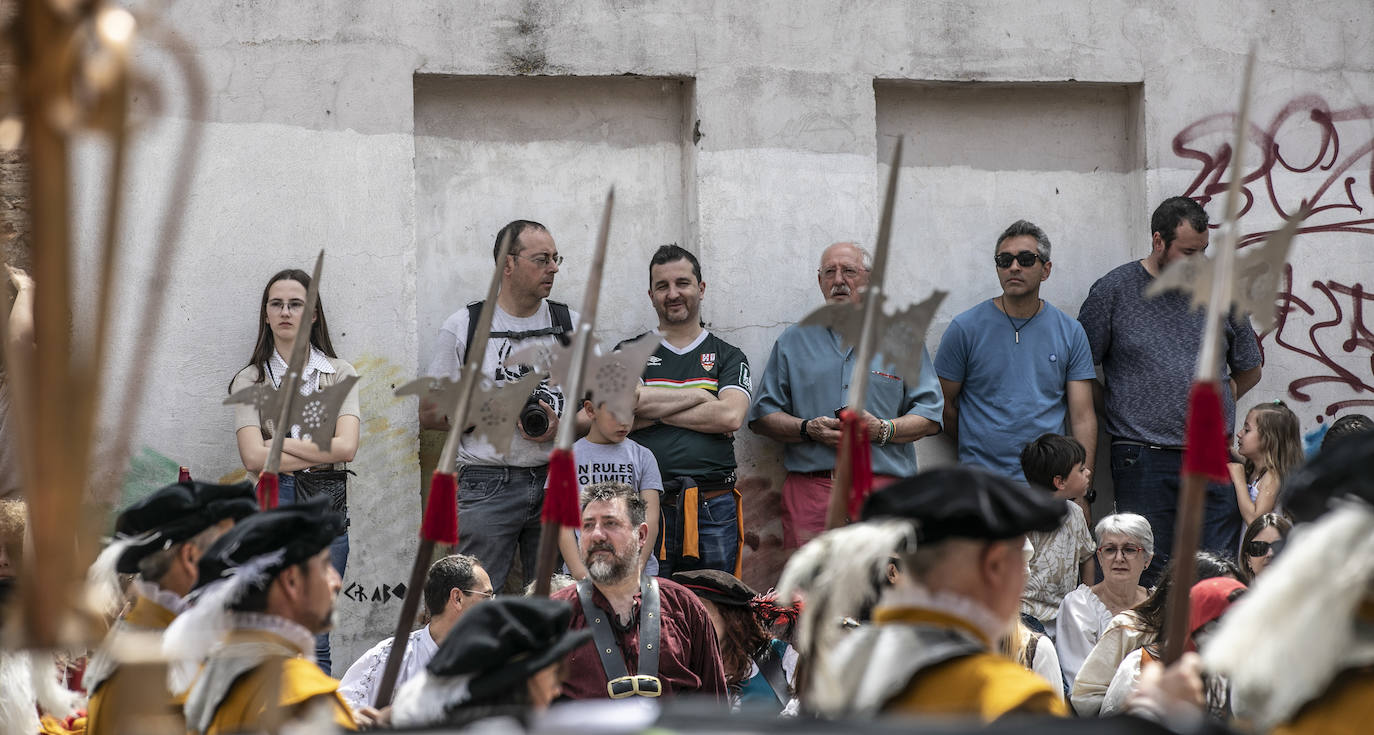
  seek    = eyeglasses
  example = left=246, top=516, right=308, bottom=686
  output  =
left=607, top=674, right=662, bottom=699
left=461, top=588, right=495, bottom=599
left=818, top=266, right=868, bottom=281
left=266, top=299, right=307, bottom=314
left=994, top=251, right=1046, bottom=269
left=513, top=253, right=564, bottom=268
left=1245, top=539, right=1285, bottom=557
left=1097, top=544, right=1145, bottom=559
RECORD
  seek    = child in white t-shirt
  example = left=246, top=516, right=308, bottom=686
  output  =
left=558, top=399, right=663, bottom=577
left=1019, top=433, right=1096, bottom=640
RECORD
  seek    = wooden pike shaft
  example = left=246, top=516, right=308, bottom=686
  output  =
left=533, top=189, right=614, bottom=597
left=436, top=232, right=516, bottom=471
left=825, top=138, right=903, bottom=531
left=372, top=538, right=433, bottom=707
left=1162, top=50, right=1256, bottom=666
left=261, top=251, right=325, bottom=477
left=374, top=233, right=516, bottom=707
left=17, top=0, right=83, bottom=648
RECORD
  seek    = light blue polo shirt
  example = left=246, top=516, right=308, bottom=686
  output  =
left=749, top=324, right=944, bottom=477
left=934, top=299, right=1096, bottom=480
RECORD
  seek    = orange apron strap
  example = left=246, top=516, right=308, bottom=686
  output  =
left=731, top=488, right=744, bottom=579
left=682, top=483, right=700, bottom=560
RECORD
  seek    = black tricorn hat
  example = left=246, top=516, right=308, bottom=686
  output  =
left=113, top=481, right=257, bottom=574
left=194, top=495, right=344, bottom=591
left=862, top=466, right=1066, bottom=543
left=426, top=597, right=591, bottom=701
left=672, top=568, right=757, bottom=607
left=1281, top=430, right=1374, bottom=523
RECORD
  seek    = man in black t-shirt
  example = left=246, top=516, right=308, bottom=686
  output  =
left=629, top=245, right=751, bottom=578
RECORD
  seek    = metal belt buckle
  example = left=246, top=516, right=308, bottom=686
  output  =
left=607, top=674, right=663, bottom=698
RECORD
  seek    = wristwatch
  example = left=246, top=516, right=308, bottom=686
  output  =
left=1084, top=488, right=1098, bottom=504
left=799, top=418, right=811, bottom=441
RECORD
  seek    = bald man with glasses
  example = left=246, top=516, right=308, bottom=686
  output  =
left=750, top=242, right=943, bottom=549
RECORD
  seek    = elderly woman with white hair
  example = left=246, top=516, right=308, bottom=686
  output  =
left=1054, top=513, right=1153, bottom=686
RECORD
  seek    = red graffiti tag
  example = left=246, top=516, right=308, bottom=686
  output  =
left=1174, top=95, right=1374, bottom=417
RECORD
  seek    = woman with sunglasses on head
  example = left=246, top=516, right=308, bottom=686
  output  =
left=1055, top=513, right=1153, bottom=688
left=1238, top=513, right=1291, bottom=583
left=228, top=268, right=360, bottom=674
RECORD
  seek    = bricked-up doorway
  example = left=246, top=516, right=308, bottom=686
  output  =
left=876, top=80, right=1145, bottom=517
left=412, top=75, right=694, bottom=586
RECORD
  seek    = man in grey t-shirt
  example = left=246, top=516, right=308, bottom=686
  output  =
left=421, top=219, right=580, bottom=592
left=1078, top=196, right=1262, bottom=584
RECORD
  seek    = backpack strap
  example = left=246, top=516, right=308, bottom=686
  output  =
left=462, top=299, right=572, bottom=364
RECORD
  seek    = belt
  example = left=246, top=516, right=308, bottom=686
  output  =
left=799, top=469, right=834, bottom=479
left=576, top=576, right=662, bottom=698
left=658, top=475, right=745, bottom=578
left=1111, top=439, right=1187, bottom=451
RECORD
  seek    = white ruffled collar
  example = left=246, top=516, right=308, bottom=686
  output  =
left=876, top=583, right=1008, bottom=645
left=223, top=612, right=318, bottom=662
left=130, top=578, right=189, bottom=615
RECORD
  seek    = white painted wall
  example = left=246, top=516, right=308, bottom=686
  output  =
left=90, top=0, right=1374, bottom=669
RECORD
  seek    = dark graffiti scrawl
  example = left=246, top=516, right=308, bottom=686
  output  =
left=1173, top=95, right=1374, bottom=419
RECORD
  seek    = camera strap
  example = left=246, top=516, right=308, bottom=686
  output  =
left=463, top=299, right=573, bottom=363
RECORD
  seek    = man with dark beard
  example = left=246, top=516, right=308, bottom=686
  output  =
left=552, top=482, right=727, bottom=700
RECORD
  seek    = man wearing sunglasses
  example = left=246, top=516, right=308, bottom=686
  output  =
left=1079, top=197, right=1262, bottom=586
left=553, top=482, right=727, bottom=701
left=338, top=553, right=493, bottom=712
left=934, top=220, right=1097, bottom=499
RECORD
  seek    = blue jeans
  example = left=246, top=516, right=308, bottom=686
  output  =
left=658, top=488, right=739, bottom=578
left=278, top=473, right=350, bottom=676
left=456, top=465, right=547, bottom=592
left=1109, top=443, right=1240, bottom=588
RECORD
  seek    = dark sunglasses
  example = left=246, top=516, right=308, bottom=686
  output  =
left=994, top=250, right=1045, bottom=268
left=1245, top=539, right=1285, bottom=557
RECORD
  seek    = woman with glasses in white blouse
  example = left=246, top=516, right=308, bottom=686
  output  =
left=228, top=267, right=360, bottom=674
left=1054, top=513, right=1153, bottom=688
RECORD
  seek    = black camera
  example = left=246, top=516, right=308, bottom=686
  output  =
left=520, top=397, right=550, bottom=437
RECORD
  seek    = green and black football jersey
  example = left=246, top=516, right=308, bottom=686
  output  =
left=628, top=330, right=752, bottom=483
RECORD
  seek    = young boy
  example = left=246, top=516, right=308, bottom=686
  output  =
left=558, top=399, right=663, bottom=577
left=1018, top=433, right=1096, bottom=640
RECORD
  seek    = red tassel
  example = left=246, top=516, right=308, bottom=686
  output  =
left=421, top=471, right=460, bottom=545
left=543, top=448, right=582, bottom=527
left=256, top=472, right=279, bottom=510
left=178, top=466, right=192, bottom=483
left=840, top=409, right=874, bottom=519
left=1183, top=381, right=1231, bottom=482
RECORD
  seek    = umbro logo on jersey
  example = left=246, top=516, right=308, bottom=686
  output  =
left=646, top=355, right=662, bottom=366
left=700, top=352, right=716, bottom=371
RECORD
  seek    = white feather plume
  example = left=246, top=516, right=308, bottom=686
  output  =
left=84, top=532, right=159, bottom=621
left=1203, top=502, right=1374, bottom=729
left=161, top=548, right=286, bottom=695
left=0, top=650, right=81, bottom=735
left=776, top=520, right=914, bottom=685
left=392, top=670, right=473, bottom=728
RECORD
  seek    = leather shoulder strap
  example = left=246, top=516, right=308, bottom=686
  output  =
left=753, top=639, right=790, bottom=704
left=576, top=578, right=629, bottom=682
left=639, top=576, right=661, bottom=677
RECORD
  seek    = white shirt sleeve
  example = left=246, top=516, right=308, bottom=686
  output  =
left=1055, top=586, right=1099, bottom=685
left=1100, top=648, right=1145, bottom=717
left=337, top=637, right=393, bottom=711
left=1030, top=634, right=1066, bottom=703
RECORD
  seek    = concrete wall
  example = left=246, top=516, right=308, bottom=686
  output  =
left=93, top=0, right=1374, bottom=669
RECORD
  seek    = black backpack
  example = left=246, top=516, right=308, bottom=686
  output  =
left=461, top=299, right=573, bottom=363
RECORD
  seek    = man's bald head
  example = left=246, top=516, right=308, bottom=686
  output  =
left=817, top=242, right=872, bottom=304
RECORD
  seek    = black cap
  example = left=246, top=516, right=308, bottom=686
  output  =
left=862, top=466, right=1066, bottom=543
left=426, top=597, right=591, bottom=700
left=194, top=496, right=344, bottom=592
left=1281, top=430, right=1374, bottom=523
left=193, top=482, right=259, bottom=526
left=113, top=481, right=258, bottom=574
left=672, top=569, right=757, bottom=607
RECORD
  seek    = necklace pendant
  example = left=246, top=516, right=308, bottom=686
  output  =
left=1015, top=331, right=1020, bottom=344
